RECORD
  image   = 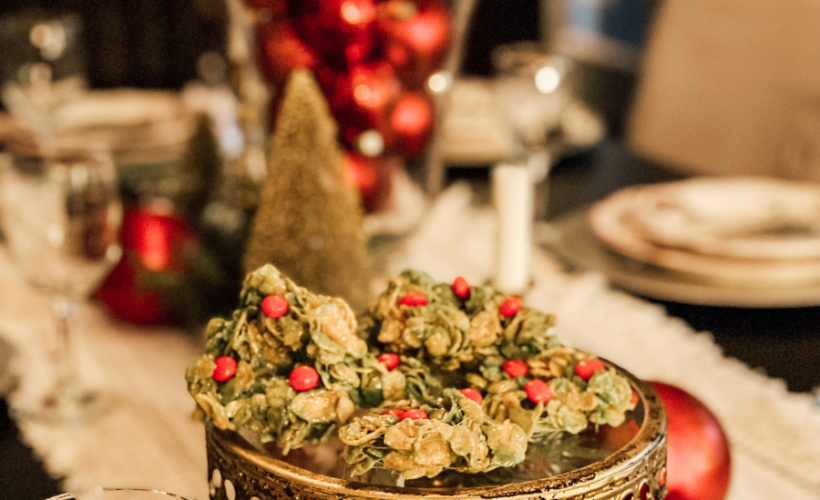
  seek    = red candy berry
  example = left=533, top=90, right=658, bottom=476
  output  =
left=399, top=291, right=427, bottom=306
left=378, top=352, right=400, bottom=371
left=212, top=356, right=237, bottom=382
left=452, top=276, right=470, bottom=299
left=289, top=365, right=320, bottom=391
left=575, top=359, right=605, bottom=381
left=383, top=408, right=404, bottom=418
left=460, top=388, right=483, bottom=404
left=261, top=294, right=289, bottom=318
left=503, top=359, right=528, bottom=378
left=400, top=409, right=428, bottom=421
left=525, top=379, right=553, bottom=404
left=499, top=296, right=522, bottom=317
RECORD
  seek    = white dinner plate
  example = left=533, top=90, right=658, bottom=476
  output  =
left=540, top=210, right=820, bottom=308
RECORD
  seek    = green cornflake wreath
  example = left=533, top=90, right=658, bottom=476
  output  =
left=186, top=265, right=636, bottom=479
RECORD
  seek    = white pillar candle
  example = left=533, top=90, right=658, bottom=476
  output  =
left=492, top=162, right=534, bottom=295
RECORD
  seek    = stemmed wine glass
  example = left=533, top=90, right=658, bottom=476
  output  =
left=491, top=42, right=576, bottom=221
left=46, top=487, right=196, bottom=500
left=0, top=137, right=122, bottom=423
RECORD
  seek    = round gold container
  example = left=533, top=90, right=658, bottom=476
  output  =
left=205, top=364, right=667, bottom=500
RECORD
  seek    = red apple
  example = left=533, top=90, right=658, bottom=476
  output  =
left=648, top=381, right=731, bottom=500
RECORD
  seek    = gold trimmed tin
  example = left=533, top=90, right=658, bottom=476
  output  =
left=205, top=363, right=667, bottom=500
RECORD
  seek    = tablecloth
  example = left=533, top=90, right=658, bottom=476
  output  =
left=2, top=183, right=819, bottom=499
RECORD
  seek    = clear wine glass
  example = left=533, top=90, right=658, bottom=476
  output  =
left=0, top=138, right=122, bottom=423
left=46, top=487, right=196, bottom=500
left=491, top=42, right=575, bottom=221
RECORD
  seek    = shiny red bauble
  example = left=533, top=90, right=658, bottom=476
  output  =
left=377, top=0, right=451, bottom=89
left=292, top=0, right=378, bottom=67
left=648, top=381, right=731, bottom=500
left=389, top=90, right=433, bottom=157
left=255, top=19, right=318, bottom=88
left=316, top=62, right=400, bottom=147
left=343, top=152, right=393, bottom=213
left=96, top=205, right=197, bottom=326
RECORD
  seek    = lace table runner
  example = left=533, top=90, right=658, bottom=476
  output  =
left=1, top=183, right=818, bottom=500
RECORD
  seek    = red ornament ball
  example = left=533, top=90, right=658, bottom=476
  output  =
left=524, top=379, right=553, bottom=404
left=400, top=408, right=428, bottom=421
left=503, top=358, right=528, bottom=378
left=648, top=381, right=731, bottom=500
left=499, top=297, right=522, bottom=317
left=378, top=352, right=401, bottom=371
left=389, top=91, right=433, bottom=158
left=399, top=291, right=427, bottom=306
left=575, top=359, right=605, bottom=381
left=290, top=365, right=320, bottom=392
left=343, top=152, right=393, bottom=213
left=96, top=205, right=198, bottom=326
left=460, top=387, right=482, bottom=404
left=452, top=276, right=470, bottom=299
left=213, top=356, right=238, bottom=382
left=261, top=295, right=290, bottom=318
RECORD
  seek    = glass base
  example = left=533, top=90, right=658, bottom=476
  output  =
left=12, top=385, right=109, bottom=425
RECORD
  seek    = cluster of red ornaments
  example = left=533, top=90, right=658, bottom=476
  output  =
left=246, top=0, right=452, bottom=212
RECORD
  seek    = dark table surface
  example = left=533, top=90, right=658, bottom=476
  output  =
left=3, top=138, right=820, bottom=500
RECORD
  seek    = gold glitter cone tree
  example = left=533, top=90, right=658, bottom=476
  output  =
left=243, top=69, right=371, bottom=312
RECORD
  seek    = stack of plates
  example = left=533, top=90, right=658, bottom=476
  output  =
left=0, top=88, right=196, bottom=165
left=547, top=177, right=820, bottom=307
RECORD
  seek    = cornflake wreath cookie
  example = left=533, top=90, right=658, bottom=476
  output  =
left=186, top=265, right=636, bottom=479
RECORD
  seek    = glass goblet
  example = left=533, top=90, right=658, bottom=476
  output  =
left=47, top=487, right=196, bottom=500
left=0, top=139, right=122, bottom=423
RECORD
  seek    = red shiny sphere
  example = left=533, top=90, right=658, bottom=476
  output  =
left=96, top=205, right=197, bottom=326
left=315, top=62, right=400, bottom=148
left=343, top=152, right=393, bottom=213
left=293, top=0, right=378, bottom=66
left=648, top=381, right=731, bottom=500
left=503, top=359, right=528, bottom=378
left=400, top=408, right=428, bottom=421
left=255, top=19, right=318, bottom=88
left=261, top=295, right=290, bottom=318
left=575, top=359, right=605, bottom=381
left=524, top=379, right=553, bottom=404
left=290, top=365, right=320, bottom=392
left=452, top=276, right=470, bottom=299
left=377, top=0, right=451, bottom=88
left=389, top=91, right=433, bottom=158
left=460, top=387, right=482, bottom=404
left=499, top=296, right=522, bottom=317
left=399, top=291, right=427, bottom=306
left=378, top=352, right=401, bottom=371
left=213, top=356, right=238, bottom=382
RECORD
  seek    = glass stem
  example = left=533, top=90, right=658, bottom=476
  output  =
left=51, top=297, right=82, bottom=400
